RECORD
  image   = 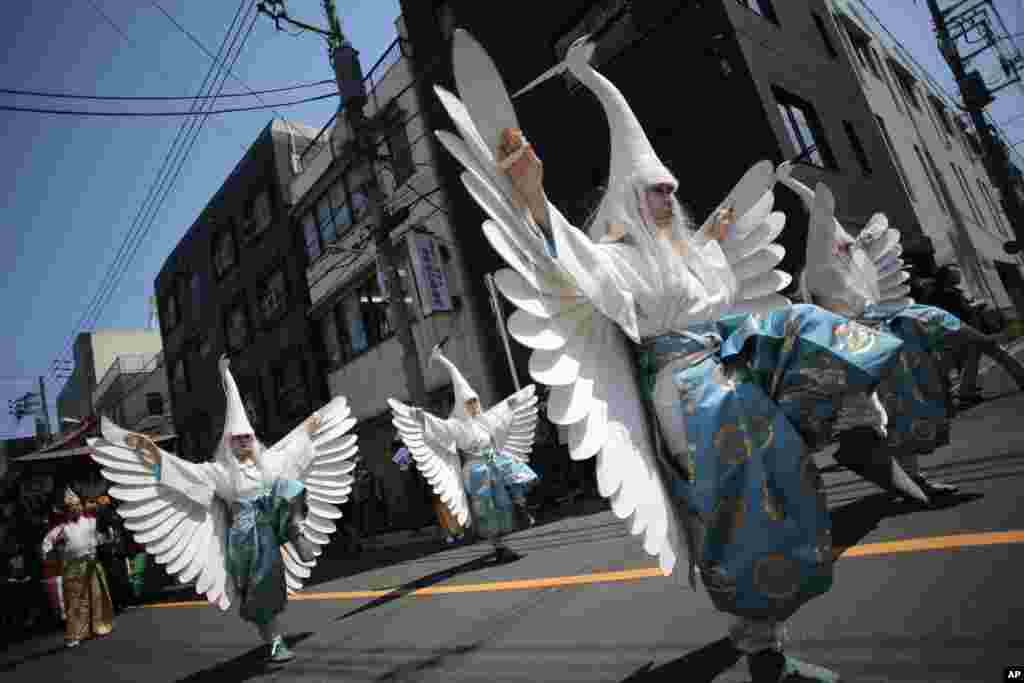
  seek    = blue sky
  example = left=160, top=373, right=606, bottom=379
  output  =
left=0, top=0, right=1022, bottom=440
left=0, top=0, right=400, bottom=439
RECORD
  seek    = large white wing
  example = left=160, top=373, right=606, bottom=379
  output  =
left=88, top=417, right=234, bottom=611
left=696, top=161, right=793, bottom=316
left=486, top=384, right=539, bottom=461
left=433, top=29, right=686, bottom=575
left=388, top=400, right=471, bottom=527
left=856, top=212, right=914, bottom=309
left=265, top=396, right=358, bottom=595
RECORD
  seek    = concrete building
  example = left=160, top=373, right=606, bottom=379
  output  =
left=291, top=15, right=554, bottom=531
left=155, top=119, right=323, bottom=462
left=56, top=329, right=164, bottom=429
left=92, top=350, right=173, bottom=436
left=400, top=0, right=1024, bottom=317
left=826, top=0, right=1024, bottom=314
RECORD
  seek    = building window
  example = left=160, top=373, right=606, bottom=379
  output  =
left=812, top=12, right=837, bottom=59
left=913, top=144, right=948, bottom=214
left=327, top=304, right=353, bottom=367
left=951, top=163, right=986, bottom=226
left=335, top=268, right=394, bottom=359
left=385, top=114, right=416, bottom=187
left=257, top=269, right=288, bottom=327
left=977, top=179, right=1009, bottom=235
left=736, top=0, right=778, bottom=24
left=274, top=355, right=309, bottom=421
left=225, top=297, right=250, bottom=352
left=928, top=96, right=954, bottom=138
left=841, top=17, right=881, bottom=78
left=239, top=378, right=265, bottom=436
left=329, top=181, right=354, bottom=234
left=306, top=179, right=353, bottom=256
left=888, top=60, right=921, bottom=111
left=190, top=272, right=203, bottom=320
left=241, top=190, right=273, bottom=242
left=436, top=1, right=456, bottom=42
left=212, top=227, right=238, bottom=280
left=347, top=165, right=372, bottom=223
left=843, top=121, right=872, bottom=176
left=919, top=145, right=950, bottom=215
left=302, top=213, right=322, bottom=262
left=146, top=392, right=165, bottom=417
left=773, top=87, right=836, bottom=169
left=162, top=289, right=180, bottom=331
left=172, top=357, right=188, bottom=396
left=874, top=114, right=916, bottom=202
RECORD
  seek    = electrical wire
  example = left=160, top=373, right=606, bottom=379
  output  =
left=48, top=1, right=256, bottom=383
left=0, top=91, right=337, bottom=117
left=150, top=0, right=319, bottom=152
left=0, top=79, right=334, bottom=101
left=47, top=0, right=254, bottom=380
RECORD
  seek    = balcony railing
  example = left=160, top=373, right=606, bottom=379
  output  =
left=92, top=351, right=163, bottom=407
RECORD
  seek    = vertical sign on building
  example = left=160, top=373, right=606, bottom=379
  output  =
left=407, top=232, right=452, bottom=316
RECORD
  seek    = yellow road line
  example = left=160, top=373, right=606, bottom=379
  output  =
left=146, top=529, right=1024, bottom=609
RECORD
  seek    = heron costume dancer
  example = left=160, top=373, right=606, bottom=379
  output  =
left=389, top=342, right=540, bottom=561
left=41, top=486, right=115, bottom=647
left=429, top=30, right=911, bottom=681
left=88, top=356, right=358, bottom=665
left=780, top=166, right=1024, bottom=498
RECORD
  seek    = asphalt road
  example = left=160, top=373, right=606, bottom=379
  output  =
left=3, top=359, right=1022, bottom=683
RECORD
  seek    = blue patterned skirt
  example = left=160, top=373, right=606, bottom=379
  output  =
left=859, top=304, right=962, bottom=455
left=463, top=448, right=539, bottom=539
left=636, top=304, right=904, bottom=620
left=226, top=479, right=305, bottom=626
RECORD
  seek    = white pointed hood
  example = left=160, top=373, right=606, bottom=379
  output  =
left=561, top=38, right=678, bottom=241
left=213, top=355, right=271, bottom=494
left=431, top=342, right=478, bottom=422
left=217, top=355, right=255, bottom=443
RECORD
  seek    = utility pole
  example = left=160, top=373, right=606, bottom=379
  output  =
left=37, top=376, right=51, bottom=442
left=926, top=0, right=1024, bottom=254
left=258, top=1, right=430, bottom=409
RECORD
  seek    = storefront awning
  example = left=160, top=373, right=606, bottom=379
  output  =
left=16, top=434, right=176, bottom=463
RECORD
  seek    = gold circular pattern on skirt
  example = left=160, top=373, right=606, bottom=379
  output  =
left=832, top=321, right=877, bottom=354
left=715, top=423, right=752, bottom=465
left=761, top=479, right=785, bottom=522
left=752, top=553, right=802, bottom=600
left=712, top=496, right=747, bottom=547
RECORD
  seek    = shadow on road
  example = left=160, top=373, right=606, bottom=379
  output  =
left=303, top=496, right=611, bottom=590
left=333, top=550, right=519, bottom=622
left=619, top=637, right=743, bottom=682
left=0, top=643, right=66, bottom=673
left=174, top=632, right=313, bottom=682
left=829, top=491, right=984, bottom=550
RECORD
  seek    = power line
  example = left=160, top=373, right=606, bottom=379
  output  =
left=0, top=91, right=337, bottom=117
left=0, top=79, right=334, bottom=101
left=47, top=0, right=255, bottom=382
left=150, top=0, right=315, bottom=147
left=48, top=1, right=256, bottom=383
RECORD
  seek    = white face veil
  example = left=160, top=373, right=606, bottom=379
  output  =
left=214, top=356, right=270, bottom=496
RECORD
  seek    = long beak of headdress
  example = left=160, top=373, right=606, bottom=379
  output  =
left=511, top=35, right=597, bottom=99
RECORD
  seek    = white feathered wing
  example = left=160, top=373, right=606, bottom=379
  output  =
left=432, top=29, right=695, bottom=577
left=88, top=396, right=358, bottom=607
left=388, top=385, right=539, bottom=528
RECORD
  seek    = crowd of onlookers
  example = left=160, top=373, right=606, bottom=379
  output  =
left=0, top=486, right=146, bottom=644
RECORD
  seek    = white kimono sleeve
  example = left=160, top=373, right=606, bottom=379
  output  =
left=159, top=453, right=223, bottom=508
